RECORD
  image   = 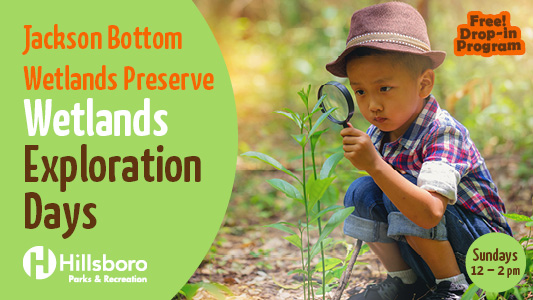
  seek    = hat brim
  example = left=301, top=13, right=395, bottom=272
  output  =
left=326, top=42, right=446, bottom=78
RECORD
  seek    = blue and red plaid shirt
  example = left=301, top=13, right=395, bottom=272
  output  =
left=367, top=95, right=509, bottom=232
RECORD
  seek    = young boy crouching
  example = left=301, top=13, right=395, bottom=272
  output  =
left=325, top=2, right=512, bottom=299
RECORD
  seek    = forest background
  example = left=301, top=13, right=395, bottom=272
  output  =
left=181, top=0, right=533, bottom=299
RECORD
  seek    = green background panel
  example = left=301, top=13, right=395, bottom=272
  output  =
left=1, top=0, right=237, bottom=299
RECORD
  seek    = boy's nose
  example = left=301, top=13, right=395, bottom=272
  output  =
left=368, top=97, right=383, bottom=112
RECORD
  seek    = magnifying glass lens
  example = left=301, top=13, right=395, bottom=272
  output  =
left=318, top=81, right=354, bottom=128
left=321, top=85, right=350, bottom=121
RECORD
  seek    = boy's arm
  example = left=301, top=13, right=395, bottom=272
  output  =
left=341, top=126, right=449, bottom=229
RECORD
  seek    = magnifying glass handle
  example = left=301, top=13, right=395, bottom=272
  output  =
left=342, top=122, right=349, bottom=128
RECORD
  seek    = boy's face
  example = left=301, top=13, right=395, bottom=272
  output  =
left=346, top=54, right=432, bottom=141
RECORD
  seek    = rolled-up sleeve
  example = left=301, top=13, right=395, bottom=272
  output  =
left=418, top=161, right=461, bottom=204
left=420, top=125, right=471, bottom=205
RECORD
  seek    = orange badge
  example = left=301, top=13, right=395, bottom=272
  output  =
left=454, top=11, right=525, bottom=57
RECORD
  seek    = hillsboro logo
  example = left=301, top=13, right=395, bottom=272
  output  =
left=23, top=246, right=57, bottom=280
left=23, top=246, right=148, bottom=283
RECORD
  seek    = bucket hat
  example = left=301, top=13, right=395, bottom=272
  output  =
left=326, top=1, right=446, bottom=77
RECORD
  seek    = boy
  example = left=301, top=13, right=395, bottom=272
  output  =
left=325, top=2, right=512, bottom=300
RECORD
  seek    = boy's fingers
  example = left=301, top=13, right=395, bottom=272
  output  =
left=343, top=137, right=356, bottom=145
left=342, top=136, right=359, bottom=145
left=347, top=123, right=354, bottom=128
left=340, top=127, right=365, bottom=137
left=343, top=144, right=358, bottom=152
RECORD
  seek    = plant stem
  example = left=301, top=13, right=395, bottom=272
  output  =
left=526, top=226, right=532, bottom=285
left=300, top=227, right=307, bottom=300
left=301, top=128, right=313, bottom=299
left=312, top=163, right=327, bottom=297
left=333, top=240, right=363, bottom=300
left=526, top=226, right=532, bottom=250
left=309, top=113, right=327, bottom=298
left=317, top=206, right=327, bottom=294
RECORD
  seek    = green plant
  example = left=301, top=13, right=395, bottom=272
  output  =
left=461, top=210, right=533, bottom=300
left=250, top=248, right=274, bottom=270
left=242, top=85, right=354, bottom=299
left=250, top=248, right=272, bottom=258
left=175, top=282, right=233, bottom=300
left=315, top=241, right=370, bottom=295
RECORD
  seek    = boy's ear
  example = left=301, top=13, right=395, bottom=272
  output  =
left=418, top=69, right=435, bottom=99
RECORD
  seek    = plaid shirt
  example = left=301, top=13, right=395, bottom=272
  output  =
left=367, top=95, right=509, bottom=232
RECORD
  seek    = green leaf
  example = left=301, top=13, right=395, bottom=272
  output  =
left=503, top=213, right=533, bottom=222
left=303, top=113, right=314, bottom=125
left=287, top=108, right=305, bottom=128
left=315, top=279, right=335, bottom=294
left=460, top=284, right=479, bottom=300
left=511, top=286, right=524, bottom=300
left=279, top=221, right=299, bottom=228
left=265, top=222, right=297, bottom=235
left=343, top=242, right=370, bottom=264
left=206, top=283, right=233, bottom=296
left=311, top=94, right=327, bottom=114
left=309, top=107, right=335, bottom=137
left=331, top=266, right=347, bottom=280
left=310, top=129, right=327, bottom=151
left=304, top=84, right=312, bottom=109
left=309, top=205, right=344, bottom=224
left=300, top=113, right=309, bottom=130
left=309, top=238, right=333, bottom=261
left=179, top=283, right=200, bottom=300
left=298, top=89, right=309, bottom=109
left=359, top=243, right=370, bottom=256
left=291, top=133, right=307, bottom=147
left=275, top=110, right=302, bottom=129
left=284, top=234, right=303, bottom=249
left=241, top=151, right=299, bottom=182
left=485, top=291, right=499, bottom=300
left=318, top=185, right=340, bottom=207
left=314, top=258, right=343, bottom=272
left=267, top=178, right=303, bottom=201
left=519, top=236, right=533, bottom=244
left=299, top=223, right=318, bottom=231
left=307, top=176, right=336, bottom=211
left=199, top=282, right=233, bottom=300
left=311, top=207, right=355, bottom=256
left=287, top=268, right=306, bottom=276
left=320, top=152, right=345, bottom=179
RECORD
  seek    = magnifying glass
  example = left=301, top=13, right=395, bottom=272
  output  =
left=318, top=81, right=355, bottom=128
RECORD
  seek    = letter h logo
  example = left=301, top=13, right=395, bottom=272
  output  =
left=23, top=246, right=57, bottom=279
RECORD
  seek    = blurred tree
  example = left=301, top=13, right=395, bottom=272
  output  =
left=193, top=0, right=533, bottom=178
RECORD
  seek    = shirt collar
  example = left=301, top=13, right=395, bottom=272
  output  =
left=370, top=95, right=439, bottom=149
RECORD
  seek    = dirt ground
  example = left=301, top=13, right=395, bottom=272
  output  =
left=179, top=155, right=533, bottom=300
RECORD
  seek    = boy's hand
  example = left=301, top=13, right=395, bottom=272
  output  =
left=340, top=123, right=382, bottom=172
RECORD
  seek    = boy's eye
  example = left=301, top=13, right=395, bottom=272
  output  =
left=380, top=86, right=392, bottom=92
left=354, top=89, right=365, bottom=96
